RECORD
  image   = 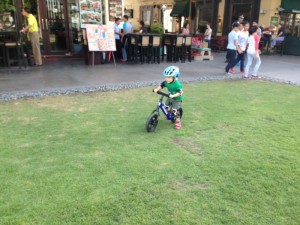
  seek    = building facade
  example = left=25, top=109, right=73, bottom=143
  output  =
left=1, top=0, right=299, bottom=57
left=126, top=0, right=299, bottom=36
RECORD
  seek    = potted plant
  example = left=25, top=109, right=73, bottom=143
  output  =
left=150, top=23, right=164, bottom=35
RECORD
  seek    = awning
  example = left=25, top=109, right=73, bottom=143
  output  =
left=170, top=0, right=190, bottom=17
left=281, top=0, right=300, bottom=13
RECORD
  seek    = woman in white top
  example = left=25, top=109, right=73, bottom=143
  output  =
left=233, top=21, right=249, bottom=74
left=244, top=26, right=261, bottom=79
left=204, top=23, right=212, bottom=48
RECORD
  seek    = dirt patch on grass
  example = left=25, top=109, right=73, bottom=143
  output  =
left=17, top=116, right=38, bottom=125
left=168, top=180, right=209, bottom=192
left=15, top=143, right=31, bottom=148
left=172, top=138, right=203, bottom=155
left=95, top=150, right=106, bottom=159
left=46, top=134, right=66, bottom=138
left=0, top=115, right=11, bottom=123
left=34, top=97, right=90, bottom=112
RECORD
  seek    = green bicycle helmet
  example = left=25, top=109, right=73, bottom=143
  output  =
left=163, top=66, right=180, bottom=78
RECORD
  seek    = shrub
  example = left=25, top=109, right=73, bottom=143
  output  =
left=150, top=23, right=164, bottom=35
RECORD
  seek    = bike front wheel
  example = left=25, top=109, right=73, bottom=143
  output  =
left=146, top=111, right=159, bottom=132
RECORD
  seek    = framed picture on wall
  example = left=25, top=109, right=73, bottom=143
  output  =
left=270, top=16, right=279, bottom=27
left=124, top=9, right=133, bottom=18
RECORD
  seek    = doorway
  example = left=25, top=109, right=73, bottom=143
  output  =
left=21, top=0, right=70, bottom=55
left=231, top=3, right=252, bottom=24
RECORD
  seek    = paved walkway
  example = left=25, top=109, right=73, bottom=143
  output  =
left=0, top=52, right=299, bottom=95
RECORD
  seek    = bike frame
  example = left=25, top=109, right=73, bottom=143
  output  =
left=157, top=95, right=174, bottom=121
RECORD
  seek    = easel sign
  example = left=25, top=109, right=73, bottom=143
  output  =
left=86, top=24, right=116, bottom=66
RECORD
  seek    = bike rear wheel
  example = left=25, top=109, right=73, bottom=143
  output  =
left=146, top=111, right=159, bottom=132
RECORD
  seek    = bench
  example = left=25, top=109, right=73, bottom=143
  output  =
left=191, top=47, right=213, bottom=60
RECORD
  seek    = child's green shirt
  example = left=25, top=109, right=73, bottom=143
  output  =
left=161, top=80, right=183, bottom=101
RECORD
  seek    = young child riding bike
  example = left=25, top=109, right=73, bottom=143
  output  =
left=154, top=66, right=183, bottom=129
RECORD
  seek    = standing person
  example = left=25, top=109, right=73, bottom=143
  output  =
left=121, top=15, right=133, bottom=62
left=20, top=7, right=42, bottom=66
left=233, top=21, right=249, bottom=74
left=204, top=23, right=212, bottom=48
left=181, top=21, right=190, bottom=34
left=262, top=25, right=274, bottom=50
left=225, top=22, right=241, bottom=75
left=231, top=15, right=244, bottom=27
left=252, top=21, right=262, bottom=37
left=154, top=66, right=183, bottom=130
left=225, top=15, right=244, bottom=62
left=237, top=15, right=244, bottom=24
left=114, top=17, right=122, bottom=60
left=139, top=20, right=148, bottom=34
left=271, top=23, right=285, bottom=48
left=244, top=26, right=261, bottom=79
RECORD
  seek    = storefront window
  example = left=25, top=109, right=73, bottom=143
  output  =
left=141, top=6, right=153, bottom=26
left=69, top=0, right=82, bottom=49
left=196, top=0, right=213, bottom=33
left=0, top=0, right=16, bottom=31
left=281, top=13, right=300, bottom=37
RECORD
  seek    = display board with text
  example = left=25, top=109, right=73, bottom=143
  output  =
left=86, top=24, right=116, bottom=51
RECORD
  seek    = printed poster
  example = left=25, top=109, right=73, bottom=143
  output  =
left=109, top=0, right=122, bottom=21
left=86, top=24, right=116, bottom=51
left=80, top=0, right=103, bottom=28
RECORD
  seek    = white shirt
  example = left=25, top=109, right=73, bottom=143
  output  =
left=227, top=30, right=238, bottom=50
left=114, top=23, right=120, bottom=40
left=238, top=31, right=249, bottom=51
left=204, top=28, right=212, bottom=40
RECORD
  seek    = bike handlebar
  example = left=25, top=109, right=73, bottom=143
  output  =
left=153, top=89, right=170, bottom=98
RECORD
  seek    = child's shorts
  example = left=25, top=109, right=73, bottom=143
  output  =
left=166, top=99, right=182, bottom=110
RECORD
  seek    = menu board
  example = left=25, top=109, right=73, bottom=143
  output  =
left=80, top=0, right=103, bottom=28
left=86, top=24, right=116, bottom=51
left=109, top=0, right=122, bottom=21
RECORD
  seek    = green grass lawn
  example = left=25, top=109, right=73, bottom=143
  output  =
left=0, top=80, right=299, bottom=225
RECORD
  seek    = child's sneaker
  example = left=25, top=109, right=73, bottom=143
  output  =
left=251, top=75, right=261, bottom=79
left=229, top=68, right=235, bottom=74
left=240, top=70, right=245, bottom=74
left=174, top=122, right=181, bottom=129
left=243, top=76, right=251, bottom=79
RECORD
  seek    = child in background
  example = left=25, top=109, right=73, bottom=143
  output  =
left=225, top=22, right=241, bottom=75
left=244, top=26, right=261, bottom=79
left=233, top=21, right=250, bottom=74
left=154, top=66, right=183, bottom=129
left=204, top=23, right=212, bottom=48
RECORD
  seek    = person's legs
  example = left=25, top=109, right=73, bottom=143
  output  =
left=121, top=37, right=128, bottom=61
left=205, top=39, right=211, bottom=48
left=225, top=49, right=236, bottom=73
left=252, top=55, right=261, bottom=76
left=225, top=50, right=230, bottom=62
left=233, top=51, right=242, bottom=69
left=240, top=51, right=245, bottom=72
left=30, top=32, right=42, bottom=65
left=272, top=36, right=285, bottom=47
left=171, top=100, right=182, bottom=129
left=228, top=50, right=237, bottom=72
left=244, top=53, right=254, bottom=77
left=115, top=39, right=122, bottom=59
